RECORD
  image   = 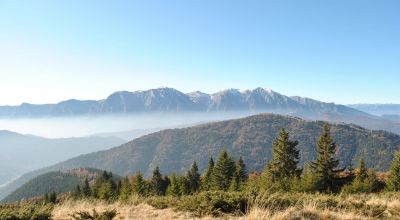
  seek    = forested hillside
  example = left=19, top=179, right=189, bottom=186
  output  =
left=3, top=113, right=400, bottom=201
left=39, top=114, right=400, bottom=176
left=2, top=168, right=107, bottom=202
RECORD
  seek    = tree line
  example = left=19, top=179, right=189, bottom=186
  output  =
left=72, top=123, right=400, bottom=201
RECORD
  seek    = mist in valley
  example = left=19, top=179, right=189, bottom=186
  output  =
left=0, top=111, right=266, bottom=139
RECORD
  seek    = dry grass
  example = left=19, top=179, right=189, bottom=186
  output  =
left=51, top=192, right=400, bottom=220
left=52, top=200, right=217, bottom=220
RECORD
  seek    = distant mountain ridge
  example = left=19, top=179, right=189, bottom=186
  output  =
left=2, top=87, right=399, bottom=134
left=349, top=104, right=400, bottom=117
left=0, top=87, right=366, bottom=117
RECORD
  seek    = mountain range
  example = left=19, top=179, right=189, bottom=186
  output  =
left=3, top=113, right=400, bottom=201
left=0, top=87, right=357, bottom=116
left=1, top=87, right=400, bottom=134
left=349, top=104, right=400, bottom=118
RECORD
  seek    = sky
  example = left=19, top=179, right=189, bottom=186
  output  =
left=0, top=0, right=399, bottom=105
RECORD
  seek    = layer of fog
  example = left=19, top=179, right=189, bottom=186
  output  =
left=0, top=111, right=268, bottom=139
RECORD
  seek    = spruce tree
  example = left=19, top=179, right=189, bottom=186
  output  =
left=74, top=185, right=81, bottom=199
left=133, top=171, right=147, bottom=196
left=201, top=157, right=214, bottom=191
left=229, top=171, right=241, bottom=191
left=178, top=176, right=191, bottom=195
left=342, top=158, right=379, bottom=193
left=357, top=158, right=368, bottom=181
left=386, top=152, right=400, bottom=191
left=230, top=157, right=247, bottom=191
left=187, top=161, right=201, bottom=194
left=119, top=177, right=132, bottom=200
left=47, top=192, right=57, bottom=203
left=167, top=173, right=181, bottom=196
left=236, top=157, right=247, bottom=183
left=98, top=181, right=114, bottom=200
left=150, top=166, right=165, bottom=195
left=212, top=150, right=236, bottom=191
left=265, top=129, right=301, bottom=181
left=82, top=178, right=91, bottom=198
left=310, top=123, right=340, bottom=192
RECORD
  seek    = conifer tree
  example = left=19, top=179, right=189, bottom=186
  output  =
left=116, top=180, right=122, bottom=196
left=162, top=175, right=170, bottom=195
left=342, top=158, right=379, bottom=193
left=202, top=157, right=214, bottom=191
left=82, top=178, right=91, bottom=197
left=299, top=163, right=318, bottom=192
left=229, top=171, right=241, bottom=191
left=236, top=157, right=247, bottom=183
left=133, top=171, right=147, bottom=196
left=178, top=176, right=191, bottom=195
left=230, top=157, right=247, bottom=191
left=167, top=173, right=181, bottom=196
left=212, top=150, right=236, bottom=191
left=46, top=192, right=57, bottom=203
left=265, top=129, right=301, bottom=181
left=386, top=152, right=400, bottom=191
left=74, top=185, right=81, bottom=199
left=92, top=171, right=116, bottom=200
left=150, top=166, right=165, bottom=195
left=310, top=123, right=340, bottom=192
left=357, top=158, right=368, bottom=181
left=187, top=161, right=201, bottom=193
left=119, top=176, right=132, bottom=200
left=98, top=181, right=114, bottom=200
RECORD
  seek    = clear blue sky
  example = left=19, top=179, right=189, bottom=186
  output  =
left=0, top=0, right=399, bottom=105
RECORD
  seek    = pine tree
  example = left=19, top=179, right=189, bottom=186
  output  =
left=187, top=161, right=201, bottom=194
left=178, top=176, right=191, bottom=195
left=357, top=158, right=368, bottom=181
left=150, top=166, right=165, bottom=195
left=47, top=191, right=57, bottom=203
left=310, top=123, right=340, bottom=192
left=230, top=157, right=247, bottom=191
left=81, top=178, right=91, bottom=197
left=167, top=173, right=181, bottom=196
left=98, top=181, right=114, bottom=200
left=229, top=171, right=241, bottom=191
left=92, top=171, right=116, bottom=200
left=201, top=157, right=214, bottom=191
left=74, top=185, right=81, bottom=199
left=116, top=180, right=122, bottom=196
left=212, top=150, right=236, bottom=191
left=342, top=158, right=379, bottom=193
left=265, top=129, right=301, bottom=181
left=119, top=176, right=132, bottom=200
left=299, top=163, right=318, bottom=192
left=236, top=157, right=247, bottom=183
left=386, top=152, right=400, bottom=191
left=133, top=171, right=147, bottom=196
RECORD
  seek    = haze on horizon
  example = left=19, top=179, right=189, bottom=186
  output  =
left=1, top=0, right=399, bottom=106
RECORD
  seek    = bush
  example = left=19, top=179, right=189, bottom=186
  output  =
left=146, top=191, right=247, bottom=217
left=0, top=202, right=53, bottom=220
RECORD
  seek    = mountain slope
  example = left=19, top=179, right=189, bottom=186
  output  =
left=4, top=113, right=400, bottom=201
left=52, top=114, right=400, bottom=175
left=0, top=131, right=125, bottom=185
left=3, top=168, right=107, bottom=202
